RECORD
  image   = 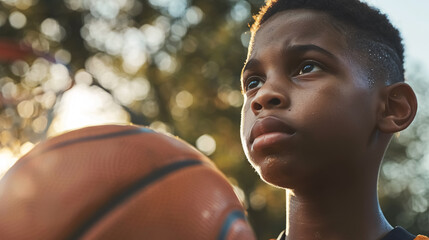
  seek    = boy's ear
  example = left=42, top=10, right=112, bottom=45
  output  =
left=377, top=83, right=417, bottom=133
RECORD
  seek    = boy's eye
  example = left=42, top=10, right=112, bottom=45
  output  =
left=245, top=76, right=264, bottom=91
left=298, top=62, right=322, bottom=75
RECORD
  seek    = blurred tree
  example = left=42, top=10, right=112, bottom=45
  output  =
left=0, top=0, right=427, bottom=239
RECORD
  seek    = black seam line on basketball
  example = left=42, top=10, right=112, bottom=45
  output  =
left=68, top=159, right=203, bottom=240
left=0, top=128, right=154, bottom=182
left=18, top=127, right=153, bottom=163
left=46, top=127, right=154, bottom=153
left=217, top=210, right=246, bottom=240
left=1, top=128, right=155, bottom=181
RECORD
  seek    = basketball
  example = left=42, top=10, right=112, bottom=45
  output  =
left=0, top=125, right=256, bottom=240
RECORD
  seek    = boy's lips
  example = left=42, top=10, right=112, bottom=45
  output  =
left=250, top=116, right=296, bottom=145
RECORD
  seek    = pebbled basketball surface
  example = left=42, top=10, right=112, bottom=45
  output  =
left=0, top=125, right=256, bottom=240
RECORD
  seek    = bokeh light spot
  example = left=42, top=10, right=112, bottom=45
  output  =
left=41, top=18, right=65, bottom=41
left=196, top=134, right=216, bottom=156
left=17, top=100, right=34, bottom=118
left=54, top=49, right=72, bottom=64
left=32, top=115, right=48, bottom=133
left=10, top=60, right=29, bottom=77
left=175, top=90, right=193, bottom=109
left=241, top=31, right=251, bottom=47
left=141, top=100, right=159, bottom=118
left=1, top=81, right=18, bottom=99
left=185, top=6, right=203, bottom=25
left=149, top=121, right=171, bottom=134
left=230, top=1, right=251, bottom=22
left=250, top=191, right=267, bottom=210
left=155, top=51, right=176, bottom=72
left=43, top=64, right=71, bottom=92
left=9, top=11, right=26, bottom=29
left=74, top=69, right=93, bottom=85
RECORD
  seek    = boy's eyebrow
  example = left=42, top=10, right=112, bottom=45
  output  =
left=286, top=44, right=337, bottom=60
left=242, top=44, right=338, bottom=75
left=242, top=59, right=261, bottom=75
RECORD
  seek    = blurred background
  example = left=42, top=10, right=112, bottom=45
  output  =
left=0, top=0, right=427, bottom=238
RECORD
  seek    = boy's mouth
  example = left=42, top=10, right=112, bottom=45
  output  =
left=250, top=116, right=296, bottom=145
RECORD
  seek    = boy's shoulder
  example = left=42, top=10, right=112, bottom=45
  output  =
left=381, top=227, right=426, bottom=240
left=272, top=227, right=428, bottom=240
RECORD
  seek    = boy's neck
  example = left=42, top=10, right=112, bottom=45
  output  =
left=284, top=180, right=392, bottom=240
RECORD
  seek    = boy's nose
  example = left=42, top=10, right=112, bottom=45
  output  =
left=251, top=85, right=289, bottom=114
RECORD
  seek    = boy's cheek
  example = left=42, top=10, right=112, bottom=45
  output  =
left=239, top=104, right=253, bottom=157
left=239, top=115, right=250, bottom=149
left=239, top=100, right=250, bottom=133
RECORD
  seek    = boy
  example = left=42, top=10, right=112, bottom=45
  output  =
left=239, top=0, right=428, bottom=239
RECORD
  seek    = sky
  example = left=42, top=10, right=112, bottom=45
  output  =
left=362, top=0, right=429, bottom=74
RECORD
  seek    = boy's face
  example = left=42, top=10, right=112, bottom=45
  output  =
left=240, top=10, right=381, bottom=188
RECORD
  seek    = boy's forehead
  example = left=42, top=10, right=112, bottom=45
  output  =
left=259, top=9, right=333, bottom=32
left=249, top=9, right=348, bottom=59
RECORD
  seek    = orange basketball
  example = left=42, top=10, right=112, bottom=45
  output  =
left=0, top=125, right=256, bottom=240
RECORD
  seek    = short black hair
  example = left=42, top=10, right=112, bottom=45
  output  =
left=249, top=0, right=405, bottom=86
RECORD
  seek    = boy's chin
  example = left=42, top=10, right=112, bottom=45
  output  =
left=259, top=173, right=291, bottom=189
left=258, top=168, right=320, bottom=192
left=251, top=154, right=328, bottom=191
left=251, top=155, right=301, bottom=189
